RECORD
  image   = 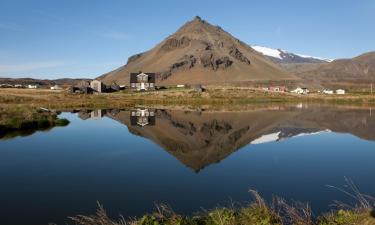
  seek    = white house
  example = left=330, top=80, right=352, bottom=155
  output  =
left=291, top=87, right=309, bottom=95
left=28, top=84, right=40, bottom=89
left=50, top=85, right=62, bottom=90
left=176, top=84, right=185, bottom=88
left=336, top=89, right=346, bottom=95
left=323, top=89, right=334, bottom=95
left=90, top=80, right=105, bottom=93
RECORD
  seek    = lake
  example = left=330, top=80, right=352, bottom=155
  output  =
left=1, top=104, right=375, bottom=224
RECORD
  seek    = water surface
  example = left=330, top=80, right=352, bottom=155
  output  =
left=0, top=105, right=374, bottom=224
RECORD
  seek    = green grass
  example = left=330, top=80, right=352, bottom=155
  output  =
left=0, top=106, right=70, bottom=139
left=69, top=190, right=375, bottom=225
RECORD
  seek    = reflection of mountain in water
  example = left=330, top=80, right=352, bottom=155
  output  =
left=81, top=106, right=375, bottom=172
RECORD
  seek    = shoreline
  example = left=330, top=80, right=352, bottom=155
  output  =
left=1, top=88, right=375, bottom=110
left=70, top=190, right=375, bottom=225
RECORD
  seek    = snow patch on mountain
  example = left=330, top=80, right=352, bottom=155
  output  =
left=294, top=53, right=333, bottom=62
left=251, top=46, right=283, bottom=59
left=251, top=45, right=333, bottom=63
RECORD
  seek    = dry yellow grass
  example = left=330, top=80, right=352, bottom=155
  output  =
left=1, top=88, right=375, bottom=111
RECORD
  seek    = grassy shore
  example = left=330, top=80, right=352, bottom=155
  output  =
left=0, top=105, right=69, bottom=139
left=70, top=190, right=375, bottom=225
left=1, top=88, right=375, bottom=111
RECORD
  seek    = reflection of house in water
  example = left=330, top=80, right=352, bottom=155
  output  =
left=90, top=109, right=104, bottom=119
left=78, top=110, right=91, bottom=120
left=130, top=109, right=155, bottom=127
left=77, top=109, right=106, bottom=120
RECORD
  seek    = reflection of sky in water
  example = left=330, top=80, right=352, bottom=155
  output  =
left=0, top=110, right=374, bottom=225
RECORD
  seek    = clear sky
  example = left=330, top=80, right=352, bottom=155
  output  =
left=0, top=0, right=374, bottom=79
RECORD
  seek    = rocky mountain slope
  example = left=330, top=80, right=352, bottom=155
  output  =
left=99, top=16, right=296, bottom=85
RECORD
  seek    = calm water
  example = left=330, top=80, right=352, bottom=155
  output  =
left=1, top=104, right=375, bottom=224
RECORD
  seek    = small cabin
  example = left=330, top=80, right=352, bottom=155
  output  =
left=269, top=86, right=286, bottom=92
left=50, top=85, right=62, bottom=90
left=130, top=72, right=156, bottom=91
left=323, top=89, right=334, bottom=95
left=90, top=80, right=105, bottom=93
left=27, top=84, right=40, bottom=89
left=336, top=89, right=346, bottom=95
left=291, top=87, right=309, bottom=95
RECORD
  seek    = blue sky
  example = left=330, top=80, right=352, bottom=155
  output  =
left=0, top=0, right=374, bottom=79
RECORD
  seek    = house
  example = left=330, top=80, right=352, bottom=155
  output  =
left=0, top=84, right=13, bottom=88
left=269, top=86, right=286, bottom=92
left=90, top=80, right=105, bottom=93
left=336, top=89, right=346, bottom=95
left=176, top=84, right=185, bottom=88
left=14, top=84, right=23, bottom=88
left=291, top=87, right=309, bottom=95
left=69, top=86, right=93, bottom=94
left=194, top=84, right=205, bottom=92
left=109, top=83, right=121, bottom=92
left=27, top=84, right=40, bottom=89
left=323, top=89, right=334, bottom=95
left=130, top=72, right=156, bottom=91
left=130, top=109, right=156, bottom=127
left=50, top=85, right=62, bottom=90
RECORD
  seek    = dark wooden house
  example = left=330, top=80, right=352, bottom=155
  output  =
left=130, top=72, right=156, bottom=91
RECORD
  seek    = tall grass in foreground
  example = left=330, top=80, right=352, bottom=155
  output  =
left=69, top=180, right=375, bottom=225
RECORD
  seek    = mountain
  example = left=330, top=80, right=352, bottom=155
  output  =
left=296, top=51, right=375, bottom=88
left=99, top=16, right=296, bottom=85
left=251, top=45, right=332, bottom=64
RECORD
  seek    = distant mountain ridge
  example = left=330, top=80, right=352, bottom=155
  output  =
left=99, top=16, right=297, bottom=85
left=296, top=51, right=375, bottom=88
left=251, top=45, right=332, bottom=64
left=0, top=77, right=91, bottom=87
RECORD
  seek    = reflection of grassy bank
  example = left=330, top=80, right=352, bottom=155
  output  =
left=70, top=190, right=375, bottom=225
left=0, top=106, right=69, bottom=139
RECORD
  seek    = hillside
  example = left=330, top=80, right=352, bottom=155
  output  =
left=99, top=16, right=296, bottom=86
left=297, top=51, right=375, bottom=88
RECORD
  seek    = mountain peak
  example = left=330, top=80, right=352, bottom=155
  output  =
left=194, top=15, right=202, bottom=21
left=99, top=18, right=296, bottom=85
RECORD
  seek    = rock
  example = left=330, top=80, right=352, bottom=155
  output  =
left=199, top=53, right=233, bottom=70
left=171, top=55, right=197, bottom=70
left=161, top=36, right=191, bottom=51
left=229, top=46, right=251, bottom=64
left=127, top=53, right=144, bottom=64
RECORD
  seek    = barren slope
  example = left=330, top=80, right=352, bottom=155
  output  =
left=99, top=16, right=296, bottom=85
